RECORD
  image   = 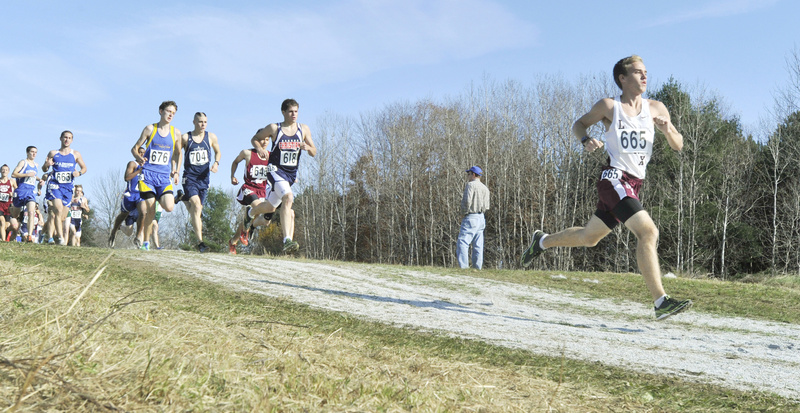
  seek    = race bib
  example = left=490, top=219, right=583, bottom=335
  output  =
left=149, top=150, right=171, bottom=165
left=0, top=193, right=9, bottom=202
left=280, top=151, right=299, bottom=167
left=23, top=176, right=37, bottom=186
left=71, top=209, right=82, bottom=219
left=250, top=164, right=277, bottom=180
left=189, top=149, right=209, bottom=166
left=600, top=168, right=622, bottom=181
left=55, top=171, right=73, bottom=183
left=616, top=130, right=649, bottom=154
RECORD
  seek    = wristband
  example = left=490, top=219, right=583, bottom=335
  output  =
left=580, top=136, right=591, bottom=145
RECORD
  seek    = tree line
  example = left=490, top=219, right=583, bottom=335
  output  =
left=78, top=51, right=800, bottom=279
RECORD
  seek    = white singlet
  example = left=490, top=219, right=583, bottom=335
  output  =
left=604, top=95, right=655, bottom=179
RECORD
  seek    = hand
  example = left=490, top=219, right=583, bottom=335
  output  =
left=583, top=138, right=604, bottom=153
left=210, top=161, right=219, bottom=173
left=231, top=177, right=239, bottom=185
left=653, top=115, right=670, bottom=132
left=256, top=147, right=267, bottom=158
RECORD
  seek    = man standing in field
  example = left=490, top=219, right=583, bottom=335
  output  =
left=457, top=166, right=490, bottom=270
left=247, top=98, right=317, bottom=253
left=177, top=112, right=221, bottom=253
left=131, top=101, right=182, bottom=251
left=520, top=55, right=692, bottom=320
left=42, top=130, right=88, bottom=245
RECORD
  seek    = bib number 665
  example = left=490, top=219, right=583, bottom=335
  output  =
left=601, top=168, right=621, bottom=181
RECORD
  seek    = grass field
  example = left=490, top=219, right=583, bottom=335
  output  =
left=2, top=243, right=799, bottom=411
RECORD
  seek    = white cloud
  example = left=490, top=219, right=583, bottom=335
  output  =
left=641, top=0, right=779, bottom=28
left=86, top=0, right=538, bottom=92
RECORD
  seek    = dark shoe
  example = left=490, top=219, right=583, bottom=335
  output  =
left=197, top=242, right=210, bottom=253
left=521, top=230, right=546, bottom=268
left=283, top=239, right=299, bottom=253
left=175, top=189, right=184, bottom=203
left=655, top=296, right=693, bottom=320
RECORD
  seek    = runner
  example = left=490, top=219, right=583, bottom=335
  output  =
left=130, top=101, right=182, bottom=251
left=42, top=130, right=88, bottom=245
left=18, top=203, right=42, bottom=243
left=0, top=164, right=17, bottom=242
left=228, top=135, right=273, bottom=254
left=177, top=112, right=221, bottom=253
left=10, top=146, right=41, bottom=242
left=67, top=184, right=90, bottom=246
left=109, top=147, right=145, bottom=248
left=520, top=55, right=692, bottom=320
left=247, top=99, right=317, bottom=253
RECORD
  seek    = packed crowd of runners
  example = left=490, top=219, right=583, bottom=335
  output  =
left=0, top=98, right=317, bottom=255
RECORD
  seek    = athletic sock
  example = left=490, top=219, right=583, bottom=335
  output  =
left=539, top=234, right=548, bottom=250
left=654, top=294, right=667, bottom=308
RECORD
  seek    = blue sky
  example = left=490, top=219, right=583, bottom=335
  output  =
left=1, top=0, right=797, bottom=195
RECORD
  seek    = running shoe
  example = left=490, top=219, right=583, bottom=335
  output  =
left=283, top=239, right=299, bottom=253
left=141, top=241, right=150, bottom=251
left=197, top=242, right=210, bottom=253
left=175, top=189, right=184, bottom=202
left=655, top=296, right=693, bottom=320
left=520, top=230, right=546, bottom=268
left=134, top=238, right=142, bottom=249
left=238, top=228, right=249, bottom=246
left=228, top=241, right=237, bottom=255
left=48, top=238, right=55, bottom=245
left=108, top=234, right=116, bottom=248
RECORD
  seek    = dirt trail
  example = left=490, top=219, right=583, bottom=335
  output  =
left=126, top=250, right=800, bottom=400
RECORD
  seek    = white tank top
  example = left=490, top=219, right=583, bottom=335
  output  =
left=605, top=96, right=654, bottom=179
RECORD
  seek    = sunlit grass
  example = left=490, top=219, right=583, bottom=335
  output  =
left=1, top=243, right=797, bottom=411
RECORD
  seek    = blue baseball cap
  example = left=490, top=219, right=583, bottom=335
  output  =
left=466, top=166, right=483, bottom=176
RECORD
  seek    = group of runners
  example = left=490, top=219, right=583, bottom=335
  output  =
left=0, top=132, right=90, bottom=246
left=106, top=98, right=316, bottom=254
left=2, top=55, right=691, bottom=319
left=1, top=98, right=316, bottom=255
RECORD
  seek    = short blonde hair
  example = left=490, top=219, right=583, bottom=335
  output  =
left=613, top=55, right=643, bottom=90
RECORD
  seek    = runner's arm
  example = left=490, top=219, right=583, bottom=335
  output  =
left=300, top=124, right=317, bottom=157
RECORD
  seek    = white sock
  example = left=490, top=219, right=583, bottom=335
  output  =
left=248, top=209, right=255, bottom=219
left=539, top=234, right=548, bottom=249
left=284, top=237, right=291, bottom=243
left=654, top=295, right=667, bottom=308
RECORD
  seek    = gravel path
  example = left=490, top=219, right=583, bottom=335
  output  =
left=127, top=251, right=800, bottom=400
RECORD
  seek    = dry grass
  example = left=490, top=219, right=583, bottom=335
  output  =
left=0, top=250, right=651, bottom=412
